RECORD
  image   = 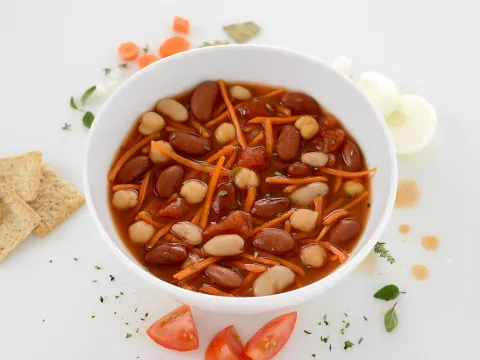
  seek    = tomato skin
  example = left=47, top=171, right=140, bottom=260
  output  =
left=205, top=325, right=244, bottom=360
left=243, top=312, right=297, bottom=360
left=147, top=304, right=199, bottom=352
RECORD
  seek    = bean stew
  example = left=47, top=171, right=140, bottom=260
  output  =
left=108, top=81, right=375, bottom=297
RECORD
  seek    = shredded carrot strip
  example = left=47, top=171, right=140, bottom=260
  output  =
left=150, top=141, right=230, bottom=176
left=283, top=184, right=300, bottom=194
left=330, top=255, right=339, bottom=262
left=284, top=220, right=292, bottom=233
left=323, top=209, right=349, bottom=226
left=135, top=212, right=164, bottom=228
left=180, top=283, right=194, bottom=291
left=133, top=170, right=152, bottom=213
left=112, top=184, right=141, bottom=192
left=188, top=118, right=210, bottom=138
left=200, top=156, right=225, bottom=228
left=343, top=191, right=370, bottom=211
left=315, top=224, right=332, bottom=242
left=333, top=176, right=343, bottom=193
left=318, top=241, right=349, bottom=263
left=204, top=145, right=234, bottom=164
left=230, top=261, right=267, bottom=273
left=298, top=238, right=318, bottom=245
left=324, top=198, right=343, bottom=214
left=164, top=118, right=195, bottom=132
left=190, top=207, right=203, bottom=225
left=243, top=124, right=258, bottom=133
left=247, top=115, right=305, bottom=125
left=225, top=149, right=238, bottom=169
left=232, top=272, right=255, bottom=295
left=141, top=144, right=150, bottom=154
left=218, top=80, right=247, bottom=150
left=212, top=102, right=226, bottom=117
left=108, top=132, right=161, bottom=182
left=314, top=195, right=324, bottom=226
left=249, top=132, right=265, bottom=146
left=255, top=250, right=305, bottom=276
left=164, top=233, right=184, bottom=244
left=244, top=186, right=256, bottom=212
left=276, top=105, right=292, bottom=116
left=199, top=285, right=235, bottom=297
left=173, top=256, right=221, bottom=280
left=191, top=247, right=204, bottom=257
left=165, top=193, right=179, bottom=204
left=264, top=119, right=274, bottom=154
left=239, top=253, right=279, bottom=266
left=265, top=176, right=328, bottom=185
left=251, top=209, right=296, bottom=235
left=228, top=138, right=240, bottom=147
left=319, top=167, right=377, bottom=178
left=148, top=220, right=176, bottom=248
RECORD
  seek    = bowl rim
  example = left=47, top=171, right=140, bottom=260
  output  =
left=84, top=44, right=398, bottom=308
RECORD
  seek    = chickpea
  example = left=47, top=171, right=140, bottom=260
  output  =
left=156, top=99, right=189, bottom=123
left=301, top=151, right=329, bottom=168
left=294, top=116, right=320, bottom=140
left=344, top=180, right=365, bottom=195
left=128, top=221, right=155, bottom=246
left=300, top=244, right=327, bottom=268
left=112, top=190, right=138, bottom=210
left=180, top=180, right=208, bottom=204
left=138, top=112, right=165, bottom=135
left=215, top=123, right=236, bottom=144
left=229, top=85, right=252, bottom=101
left=290, top=209, right=318, bottom=232
left=149, top=140, right=173, bottom=164
left=171, top=222, right=203, bottom=245
left=233, top=168, right=259, bottom=189
left=181, top=252, right=201, bottom=269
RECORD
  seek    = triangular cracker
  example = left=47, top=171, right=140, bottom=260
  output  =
left=0, top=184, right=41, bottom=262
left=0, top=151, right=42, bottom=202
left=29, top=165, right=85, bottom=237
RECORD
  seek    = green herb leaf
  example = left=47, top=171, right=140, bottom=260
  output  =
left=120, top=292, right=124, bottom=295
left=384, top=303, right=399, bottom=332
left=344, top=341, right=354, bottom=350
left=358, top=337, right=364, bottom=344
left=363, top=316, right=368, bottom=321
left=95, top=266, right=101, bottom=270
left=321, top=336, right=329, bottom=343
left=81, top=86, right=96, bottom=105
left=103, top=68, right=111, bottom=75
left=218, top=190, right=228, bottom=197
left=266, top=103, right=274, bottom=112
left=82, top=111, right=95, bottom=129
left=115, top=295, right=120, bottom=299
left=311, top=354, right=316, bottom=358
left=374, top=284, right=402, bottom=301
left=374, top=242, right=395, bottom=264
left=49, top=260, right=52, bottom=263
left=91, top=315, right=95, bottom=318
left=231, top=167, right=242, bottom=176
left=264, top=193, right=271, bottom=199
left=304, top=330, right=312, bottom=334
left=204, top=146, right=211, bottom=151
left=323, top=314, right=329, bottom=325
left=61, top=123, right=71, bottom=131
left=367, top=203, right=371, bottom=208
left=199, top=127, right=204, bottom=135
left=74, top=257, right=78, bottom=261
left=253, top=251, right=258, bottom=258
left=126, top=333, right=132, bottom=339
left=329, top=344, right=332, bottom=352
left=100, top=296, right=104, bottom=303
left=272, top=152, right=278, bottom=157
left=119, top=63, right=128, bottom=69
left=274, top=172, right=283, bottom=177
left=70, top=97, right=79, bottom=110
left=142, top=45, right=149, bottom=54
left=109, top=275, right=115, bottom=282
left=221, top=216, right=227, bottom=220
left=200, top=40, right=230, bottom=47
left=223, top=22, right=260, bottom=43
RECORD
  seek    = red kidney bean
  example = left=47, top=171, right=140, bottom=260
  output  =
left=144, top=243, right=188, bottom=264
left=155, top=165, right=184, bottom=198
left=203, top=211, right=253, bottom=239
left=169, top=131, right=212, bottom=155
left=190, top=81, right=219, bottom=122
left=280, top=92, right=321, bottom=114
left=342, top=140, right=362, bottom=171
left=276, top=125, right=301, bottom=161
left=253, top=228, right=295, bottom=255
left=328, top=218, right=362, bottom=245
left=320, top=112, right=340, bottom=128
left=237, top=98, right=276, bottom=120
left=251, top=198, right=290, bottom=219
left=237, top=146, right=270, bottom=170
left=205, top=264, right=244, bottom=289
left=211, top=182, right=237, bottom=216
left=156, top=198, right=189, bottom=218
left=287, top=162, right=311, bottom=177
left=313, top=129, right=346, bottom=153
left=116, top=155, right=151, bottom=183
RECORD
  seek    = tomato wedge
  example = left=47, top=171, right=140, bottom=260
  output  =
left=243, top=312, right=297, bottom=360
left=147, top=304, right=199, bottom=352
left=205, top=325, right=244, bottom=360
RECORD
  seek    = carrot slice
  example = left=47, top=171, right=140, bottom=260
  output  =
left=239, top=253, right=279, bottom=266
left=138, top=54, right=159, bottom=69
left=248, top=132, right=265, bottom=146
left=218, top=80, right=247, bottom=150
left=165, top=193, right=179, bottom=204
left=244, top=186, right=256, bottom=212
left=173, top=16, right=190, bottom=34
left=148, top=220, right=176, bottom=248
left=318, top=242, right=349, bottom=263
left=292, top=231, right=318, bottom=240
left=112, top=184, right=141, bottom=192
left=284, top=220, right=292, bottom=233
left=275, top=105, right=291, bottom=116
left=313, top=195, right=324, bottom=226
left=283, top=184, right=300, bottom=194
left=200, top=156, right=225, bottom=228
left=251, top=209, right=296, bottom=235
left=333, top=176, right=343, bottom=193
left=265, top=176, right=328, bottom=185
left=118, top=42, right=140, bottom=61
left=230, top=261, right=267, bottom=273
left=212, top=103, right=226, bottom=117
left=324, top=198, right=343, bottom=214
left=232, top=272, right=255, bottom=295
left=205, top=145, right=234, bottom=164
left=323, top=209, right=349, bottom=226
left=133, top=169, right=152, bottom=213
left=255, top=250, right=305, bottom=276
left=150, top=141, right=230, bottom=176
left=342, top=191, right=370, bottom=210
left=188, top=118, right=210, bottom=138
left=319, top=167, right=377, bottom=178
left=199, top=285, right=235, bottom=297
left=225, top=149, right=239, bottom=169
left=173, top=256, right=221, bottom=280
left=135, top=212, right=164, bottom=228
left=315, top=224, right=332, bottom=242
left=109, top=132, right=161, bottom=182
left=159, top=36, right=190, bottom=58
left=264, top=119, right=274, bottom=154
left=247, top=115, right=306, bottom=125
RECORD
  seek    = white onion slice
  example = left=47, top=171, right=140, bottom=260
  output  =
left=359, top=72, right=400, bottom=118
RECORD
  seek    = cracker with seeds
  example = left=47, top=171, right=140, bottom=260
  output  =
left=0, top=151, right=42, bottom=202
left=29, top=165, right=85, bottom=237
left=0, top=184, right=41, bottom=262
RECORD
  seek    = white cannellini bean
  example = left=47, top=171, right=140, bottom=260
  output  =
left=290, top=209, right=318, bottom=232
left=301, top=152, right=329, bottom=168
left=300, top=244, right=327, bottom=268
left=344, top=180, right=365, bottom=195
left=112, top=190, right=138, bottom=210
left=294, top=116, right=320, bottom=140
left=215, top=123, right=236, bottom=144
left=229, top=85, right=252, bottom=101
left=233, top=168, right=259, bottom=189
left=181, top=252, right=201, bottom=269
left=138, top=112, right=165, bottom=135
left=253, top=265, right=295, bottom=297
left=171, top=222, right=203, bottom=246
left=180, top=180, right=208, bottom=204
left=203, top=234, right=245, bottom=256
left=290, top=182, right=329, bottom=206
left=128, top=221, right=155, bottom=245
left=149, top=140, right=173, bottom=164
left=156, top=99, right=189, bottom=122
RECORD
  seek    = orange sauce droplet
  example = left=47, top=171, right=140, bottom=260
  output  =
left=421, top=236, right=439, bottom=251
left=398, top=224, right=411, bottom=234
left=395, top=179, right=420, bottom=208
left=412, top=265, right=429, bottom=280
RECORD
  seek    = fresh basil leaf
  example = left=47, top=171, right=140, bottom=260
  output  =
left=81, top=86, right=96, bottom=105
left=223, top=22, right=260, bottom=43
left=70, top=97, right=79, bottom=110
left=82, top=111, right=95, bottom=129
left=374, top=284, right=401, bottom=301
left=384, top=303, right=398, bottom=332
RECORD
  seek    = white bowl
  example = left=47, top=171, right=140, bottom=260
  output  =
left=84, top=45, right=397, bottom=314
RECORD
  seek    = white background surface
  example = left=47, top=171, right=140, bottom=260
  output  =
left=0, top=0, right=478, bottom=359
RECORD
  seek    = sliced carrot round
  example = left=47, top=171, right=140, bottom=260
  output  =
left=159, top=36, right=190, bottom=58
left=138, top=54, right=159, bottom=69
left=173, top=16, right=190, bottom=34
left=118, top=42, right=140, bottom=61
